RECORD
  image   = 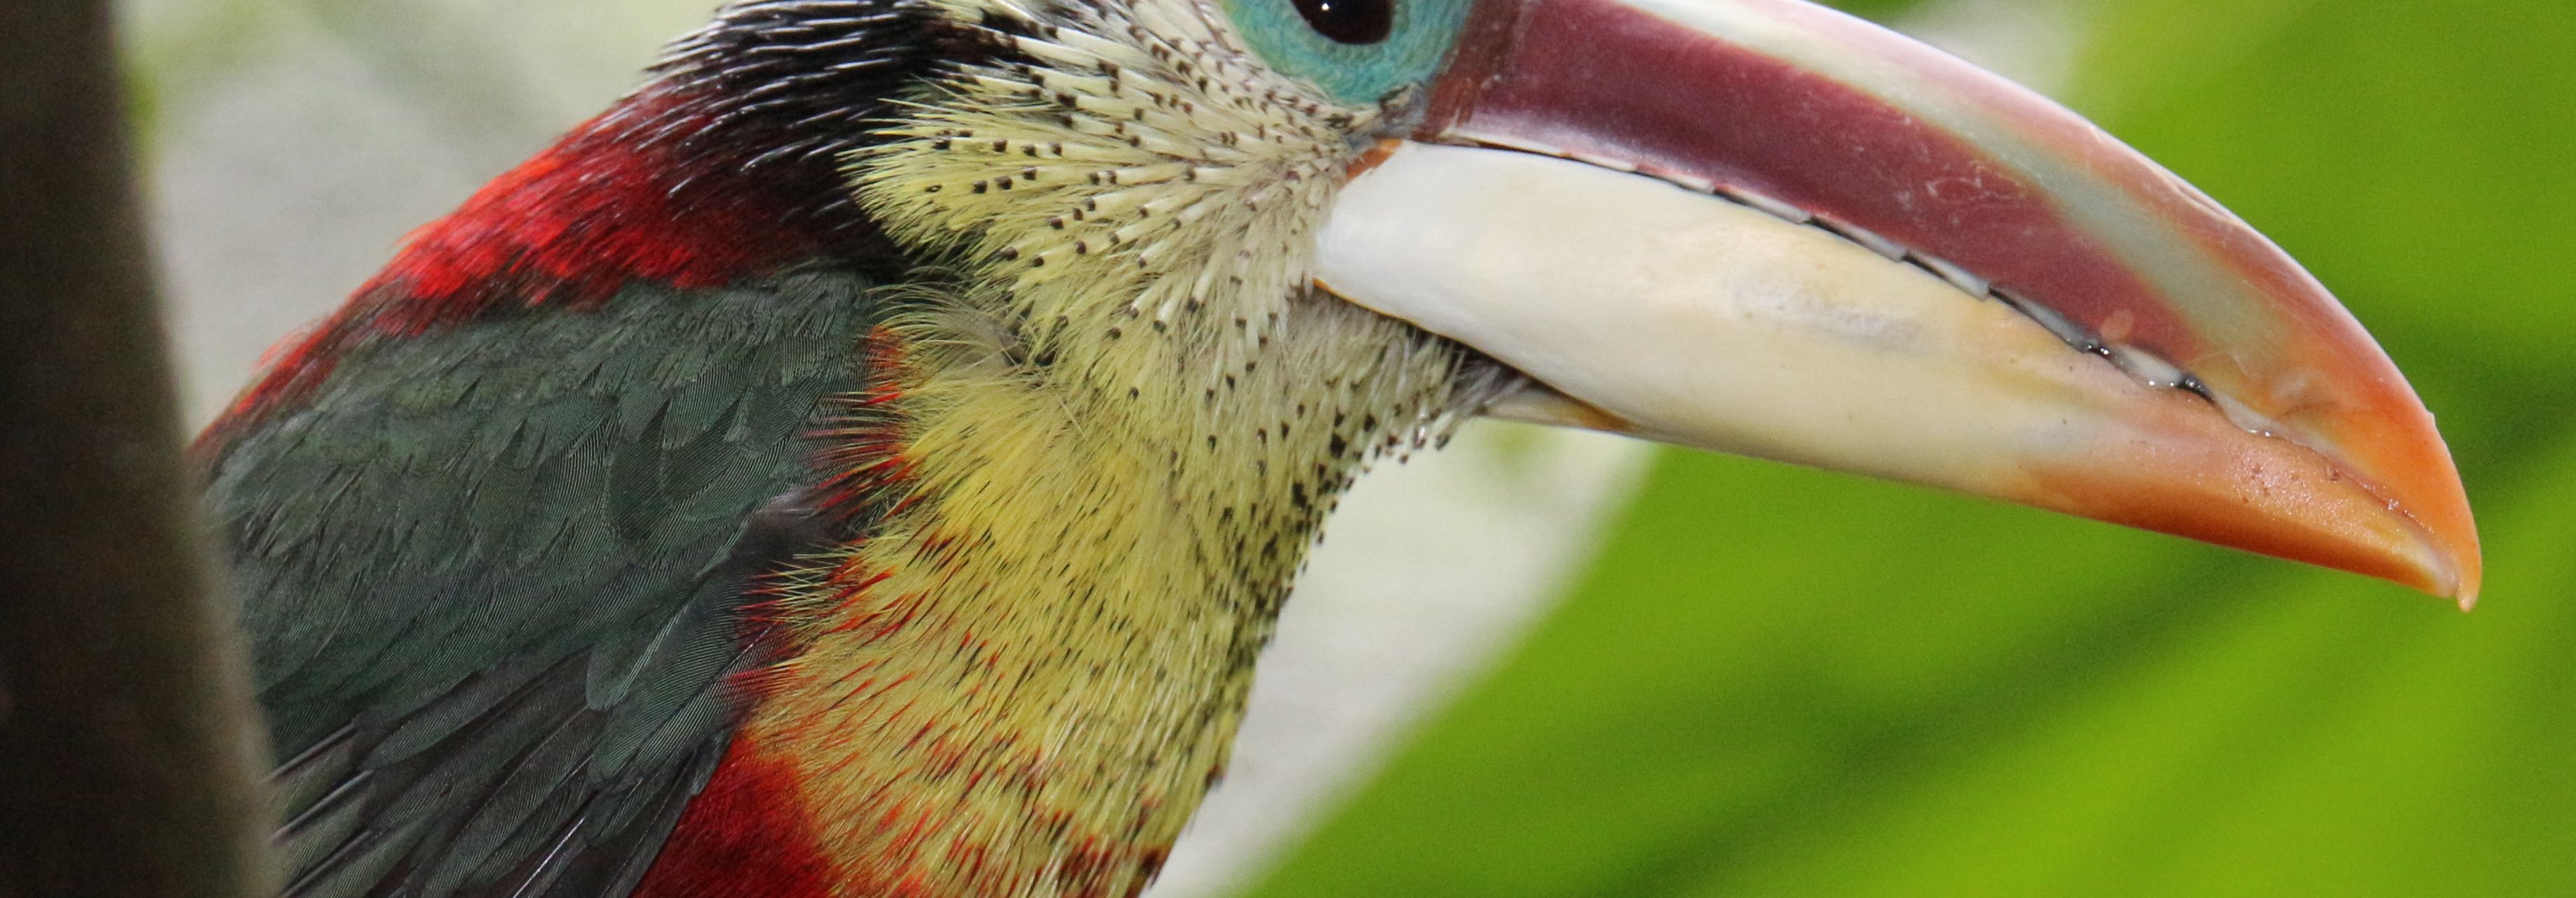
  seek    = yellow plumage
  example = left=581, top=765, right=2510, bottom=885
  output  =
left=728, top=0, right=1506, bottom=891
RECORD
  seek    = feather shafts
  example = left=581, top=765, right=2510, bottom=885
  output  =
left=858, top=0, right=1366, bottom=392
left=737, top=0, right=1508, bottom=893
left=749, top=292, right=1493, bottom=897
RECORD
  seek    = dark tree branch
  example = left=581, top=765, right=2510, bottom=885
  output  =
left=0, top=1, right=276, bottom=895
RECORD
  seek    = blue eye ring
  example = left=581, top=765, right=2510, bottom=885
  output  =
left=1223, top=0, right=1471, bottom=104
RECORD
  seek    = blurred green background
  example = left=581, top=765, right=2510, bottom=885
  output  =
left=1250, top=0, right=2576, bottom=895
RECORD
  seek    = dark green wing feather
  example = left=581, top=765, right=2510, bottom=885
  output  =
left=206, top=270, right=879, bottom=898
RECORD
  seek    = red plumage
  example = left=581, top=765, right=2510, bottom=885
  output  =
left=632, top=738, right=838, bottom=898
left=210, top=86, right=823, bottom=446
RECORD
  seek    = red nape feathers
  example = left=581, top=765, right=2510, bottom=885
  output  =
left=204, top=84, right=830, bottom=447
left=633, top=738, right=838, bottom=898
left=363, top=90, right=820, bottom=332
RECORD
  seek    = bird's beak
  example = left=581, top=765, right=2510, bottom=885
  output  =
left=1310, top=0, right=2481, bottom=603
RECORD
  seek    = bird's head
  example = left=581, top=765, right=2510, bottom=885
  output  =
left=761, top=0, right=2477, bottom=602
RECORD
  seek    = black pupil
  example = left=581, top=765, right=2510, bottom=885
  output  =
left=1293, top=0, right=1394, bottom=45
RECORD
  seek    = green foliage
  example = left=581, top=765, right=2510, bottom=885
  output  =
left=1812, top=0, right=1920, bottom=19
left=1247, top=0, right=2576, bottom=893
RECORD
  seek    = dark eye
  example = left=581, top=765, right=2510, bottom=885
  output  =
left=1291, top=0, right=1393, bottom=45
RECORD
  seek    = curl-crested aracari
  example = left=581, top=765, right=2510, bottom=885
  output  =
left=202, top=0, right=2481, bottom=895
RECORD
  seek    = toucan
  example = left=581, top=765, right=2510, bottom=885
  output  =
left=199, top=0, right=2482, bottom=895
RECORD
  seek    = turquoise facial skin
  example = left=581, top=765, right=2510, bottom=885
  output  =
left=1220, top=0, right=1473, bottom=104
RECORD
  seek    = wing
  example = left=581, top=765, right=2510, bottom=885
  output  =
left=204, top=269, right=879, bottom=897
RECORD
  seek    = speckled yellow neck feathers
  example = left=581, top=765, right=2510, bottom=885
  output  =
left=730, top=0, right=1508, bottom=894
